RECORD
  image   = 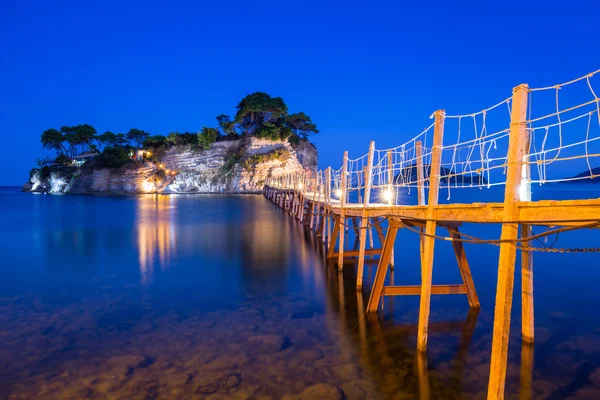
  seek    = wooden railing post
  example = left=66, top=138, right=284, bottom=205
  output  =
left=417, top=109, right=445, bottom=352
left=416, top=140, right=426, bottom=263
left=386, top=149, right=395, bottom=269
left=338, top=151, right=349, bottom=271
left=416, top=141, right=426, bottom=206
left=487, top=84, right=529, bottom=400
left=357, top=141, right=375, bottom=289
left=325, top=167, right=332, bottom=245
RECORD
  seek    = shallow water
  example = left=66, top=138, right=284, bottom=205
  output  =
left=0, top=186, right=599, bottom=399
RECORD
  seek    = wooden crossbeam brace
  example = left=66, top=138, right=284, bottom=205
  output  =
left=329, top=248, right=383, bottom=258
left=383, top=284, right=467, bottom=296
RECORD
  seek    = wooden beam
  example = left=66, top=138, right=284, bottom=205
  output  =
left=521, top=224, right=534, bottom=342
left=337, top=151, right=348, bottom=271
left=417, top=109, right=445, bottom=352
left=449, top=228, right=480, bottom=308
left=327, top=215, right=340, bottom=259
left=488, top=83, right=529, bottom=400
left=383, top=284, right=467, bottom=296
left=329, top=248, right=383, bottom=258
left=357, top=141, right=375, bottom=289
left=387, top=149, right=395, bottom=268
left=367, top=219, right=400, bottom=312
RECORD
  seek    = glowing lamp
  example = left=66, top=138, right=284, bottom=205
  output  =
left=335, top=189, right=343, bottom=198
left=382, top=188, right=394, bottom=204
left=297, top=183, right=303, bottom=190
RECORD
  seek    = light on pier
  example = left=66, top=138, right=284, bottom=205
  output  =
left=382, top=188, right=394, bottom=204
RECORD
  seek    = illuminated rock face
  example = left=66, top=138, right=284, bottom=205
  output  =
left=24, top=138, right=317, bottom=195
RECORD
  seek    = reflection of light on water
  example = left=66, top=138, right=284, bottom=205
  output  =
left=137, top=195, right=176, bottom=285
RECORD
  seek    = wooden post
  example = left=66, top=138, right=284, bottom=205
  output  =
left=310, top=174, right=318, bottom=229
left=337, top=151, right=348, bottom=271
left=520, top=342, right=534, bottom=400
left=487, top=84, right=529, bottom=400
left=449, top=228, right=480, bottom=308
left=387, top=149, right=395, bottom=269
left=357, top=141, right=375, bottom=289
left=325, top=167, right=332, bottom=244
left=521, top=129, right=534, bottom=343
left=366, top=219, right=400, bottom=312
left=417, top=109, right=445, bottom=352
left=416, top=141, right=426, bottom=206
left=416, top=141, right=426, bottom=265
left=521, top=225, right=534, bottom=343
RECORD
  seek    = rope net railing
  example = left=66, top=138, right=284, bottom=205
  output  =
left=438, top=97, right=513, bottom=201
left=267, top=68, right=600, bottom=208
left=526, top=70, right=600, bottom=185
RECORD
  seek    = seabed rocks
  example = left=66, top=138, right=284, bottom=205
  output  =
left=2, top=286, right=600, bottom=399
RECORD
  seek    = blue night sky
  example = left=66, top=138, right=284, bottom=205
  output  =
left=1, top=0, right=599, bottom=185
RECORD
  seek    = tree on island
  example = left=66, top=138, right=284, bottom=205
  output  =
left=126, top=128, right=150, bottom=147
left=41, top=128, right=68, bottom=155
left=37, top=92, right=318, bottom=170
left=213, top=92, right=319, bottom=142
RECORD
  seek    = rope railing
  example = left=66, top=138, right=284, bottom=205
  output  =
left=267, top=68, right=600, bottom=207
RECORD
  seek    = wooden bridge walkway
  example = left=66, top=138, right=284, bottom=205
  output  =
left=263, top=71, right=600, bottom=400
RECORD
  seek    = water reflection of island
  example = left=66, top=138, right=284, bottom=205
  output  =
left=136, top=196, right=176, bottom=285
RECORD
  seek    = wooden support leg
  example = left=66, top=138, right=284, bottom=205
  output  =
left=417, top=218, right=438, bottom=351
left=321, top=209, right=328, bottom=243
left=305, top=203, right=313, bottom=226
left=337, top=212, right=346, bottom=271
left=521, top=224, right=534, bottom=343
left=487, top=216, right=520, bottom=400
left=367, top=221, right=400, bottom=312
left=520, top=342, right=534, bottom=400
left=297, top=196, right=304, bottom=220
left=449, top=228, right=480, bottom=308
left=356, top=215, right=368, bottom=289
left=316, top=206, right=324, bottom=237
left=327, top=215, right=340, bottom=259
left=350, top=217, right=360, bottom=250
left=417, top=352, right=430, bottom=400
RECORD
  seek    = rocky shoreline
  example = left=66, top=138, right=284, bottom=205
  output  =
left=23, top=138, right=317, bottom=195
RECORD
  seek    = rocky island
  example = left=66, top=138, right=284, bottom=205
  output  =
left=23, top=92, right=318, bottom=194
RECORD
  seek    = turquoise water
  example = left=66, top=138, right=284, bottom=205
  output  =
left=0, top=186, right=599, bottom=399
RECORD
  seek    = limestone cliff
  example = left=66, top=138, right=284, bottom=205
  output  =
left=23, top=138, right=317, bottom=195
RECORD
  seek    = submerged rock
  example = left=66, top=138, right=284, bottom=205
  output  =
left=282, top=383, right=342, bottom=400
left=246, top=335, right=288, bottom=355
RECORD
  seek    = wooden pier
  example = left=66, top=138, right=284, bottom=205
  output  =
left=263, top=71, right=600, bottom=399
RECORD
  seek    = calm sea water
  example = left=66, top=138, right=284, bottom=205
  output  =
left=0, top=186, right=599, bottom=399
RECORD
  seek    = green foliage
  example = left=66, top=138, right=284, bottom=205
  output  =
left=60, top=124, right=97, bottom=155
left=126, top=128, right=150, bottom=147
left=144, top=135, right=167, bottom=148
left=241, top=149, right=291, bottom=170
left=285, top=112, right=319, bottom=138
left=234, top=92, right=288, bottom=136
left=55, top=154, right=72, bottom=166
left=96, top=146, right=132, bottom=169
left=197, top=127, right=219, bottom=150
left=216, top=114, right=235, bottom=135
left=221, top=144, right=246, bottom=174
left=165, top=132, right=198, bottom=147
left=36, top=156, right=54, bottom=168
left=29, top=168, right=39, bottom=179
left=41, top=129, right=66, bottom=154
left=97, top=131, right=118, bottom=148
